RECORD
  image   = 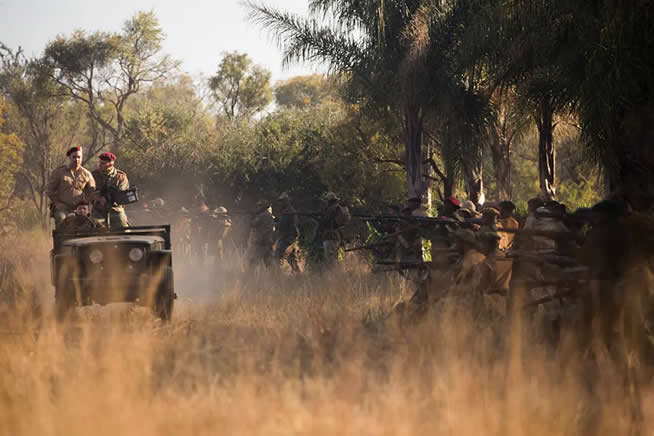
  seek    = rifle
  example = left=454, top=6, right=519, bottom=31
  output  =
left=375, top=260, right=432, bottom=269
left=353, top=214, right=463, bottom=226
left=506, top=253, right=580, bottom=268
left=496, top=227, right=585, bottom=246
left=98, top=185, right=138, bottom=226
left=344, top=240, right=394, bottom=252
left=534, top=210, right=594, bottom=224
left=523, top=289, right=578, bottom=308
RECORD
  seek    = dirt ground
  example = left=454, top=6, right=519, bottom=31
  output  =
left=0, top=232, right=651, bottom=436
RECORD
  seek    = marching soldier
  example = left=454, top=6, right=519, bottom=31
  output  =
left=399, top=197, right=428, bottom=265
left=437, top=196, right=461, bottom=219
left=316, top=192, right=350, bottom=267
left=46, top=146, right=96, bottom=228
left=210, top=206, right=232, bottom=262
left=91, top=152, right=129, bottom=228
left=274, top=193, right=300, bottom=272
left=249, top=199, right=275, bottom=267
left=498, top=201, right=519, bottom=252
left=191, top=202, right=212, bottom=260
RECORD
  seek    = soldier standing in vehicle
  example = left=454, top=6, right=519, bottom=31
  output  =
left=91, top=152, right=129, bottom=228
left=249, top=199, right=275, bottom=267
left=46, top=146, right=96, bottom=228
left=274, top=192, right=300, bottom=272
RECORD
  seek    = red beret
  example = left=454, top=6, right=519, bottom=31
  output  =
left=66, top=146, right=81, bottom=156
left=446, top=196, right=461, bottom=207
left=99, top=152, right=116, bottom=162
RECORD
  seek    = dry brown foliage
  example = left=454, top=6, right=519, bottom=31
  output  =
left=0, top=233, right=650, bottom=435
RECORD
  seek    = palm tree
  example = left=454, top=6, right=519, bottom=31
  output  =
left=247, top=0, right=490, bottom=203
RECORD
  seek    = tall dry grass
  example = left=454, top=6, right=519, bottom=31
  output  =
left=0, top=232, right=650, bottom=435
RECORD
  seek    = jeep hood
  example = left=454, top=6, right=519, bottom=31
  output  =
left=63, top=235, right=165, bottom=247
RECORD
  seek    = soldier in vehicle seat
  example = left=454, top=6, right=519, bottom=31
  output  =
left=60, top=200, right=103, bottom=232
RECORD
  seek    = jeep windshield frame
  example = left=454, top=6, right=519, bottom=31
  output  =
left=53, top=225, right=172, bottom=252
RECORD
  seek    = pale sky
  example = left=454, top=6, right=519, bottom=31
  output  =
left=0, top=0, right=322, bottom=82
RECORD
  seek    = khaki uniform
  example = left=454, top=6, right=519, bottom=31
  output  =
left=275, top=205, right=300, bottom=272
left=453, top=249, right=489, bottom=291
left=60, top=214, right=102, bottom=232
left=498, top=216, right=519, bottom=251
left=191, top=208, right=213, bottom=259
left=46, top=165, right=96, bottom=226
left=494, top=216, right=519, bottom=292
left=209, top=215, right=232, bottom=261
left=249, top=208, right=275, bottom=266
left=91, top=167, right=129, bottom=228
left=398, top=208, right=427, bottom=263
left=318, top=203, right=350, bottom=266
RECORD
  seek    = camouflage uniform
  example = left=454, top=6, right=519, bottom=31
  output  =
left=46, top=165, right=96, bottom=227
left=249, top=204, right=275, bottom=266
left=91, top=166, right=129, bottom=228
left=275, top=200, right=300, bottom=272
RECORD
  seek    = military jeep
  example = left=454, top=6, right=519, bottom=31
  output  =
left=50, top=225, right=176, bottom=321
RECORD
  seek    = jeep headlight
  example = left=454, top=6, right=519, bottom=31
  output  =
left=89, top=249, right=104, bottom=264
left=128, top=247, right=144, bottom=262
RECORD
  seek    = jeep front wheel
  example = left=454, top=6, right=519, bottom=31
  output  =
left=153, top=291, right=174, bottom=322
left=55, top=285, right=76, bottom=321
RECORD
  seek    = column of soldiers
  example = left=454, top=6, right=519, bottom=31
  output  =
left=46, top=147, right=131, bottom=231
left=365, top=194, right=651, bottom=326
left=241, top=191, right=350, bottom=271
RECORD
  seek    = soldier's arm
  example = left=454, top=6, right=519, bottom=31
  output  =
left=117, top=172, right=129, bottom=190
left=83, top=171, right=97, bottom=200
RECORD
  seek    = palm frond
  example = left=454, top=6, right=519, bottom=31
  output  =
left=246, top=2, right=366, bottom=71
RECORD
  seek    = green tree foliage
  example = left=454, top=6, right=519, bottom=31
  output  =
left=119, top=74, right=216, bottom=197
left=208, top=52, right=272, bottom=121
left=208, top=101, right=404, bottom=211
left=474, top=0, right=654, bottom=204
left=274, top=74, right=338, bottom=109
left=494, top=116, right=603, bottom=212
left=247, top=0, right=436, bottom=200
left=0, top=45, right=88, bottom=227
left=0, top=96, right=25, bottom=225
left=41, top=10, right=175, bottom=150
left=248, top=1, right=498, bottom=204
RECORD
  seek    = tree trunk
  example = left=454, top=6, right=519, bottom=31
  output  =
left=607, top=104, right=654, bottom=210
left=489, top=132, right=512, bottom=201
left=463, top=145, right=485, bottom=205
left=536, top=97, right=556, bottom=200
left=443, top=153, right=457, bottom=200
left=404, top=110, right=427, bottom=200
